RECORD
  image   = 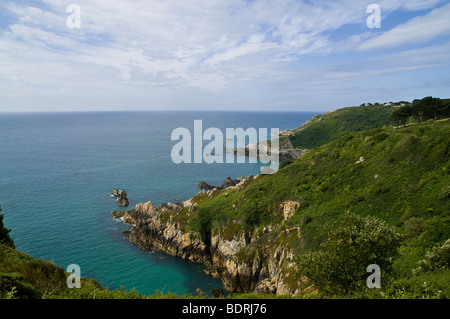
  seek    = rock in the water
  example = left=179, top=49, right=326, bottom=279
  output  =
left=117, top=191, right=129, bottom=206
left=223, top=177, right=238, bottom=187
left=111, top=189, right=129, bottom=206
left=197, top=181, right=214, bottom=189
left=117, top=197, right=129, bottom=206
left=198, top=181, right=223, bottom=190
left=198, top=178, right=240, bottom=190
left=110, top=189, right=121, bottom=197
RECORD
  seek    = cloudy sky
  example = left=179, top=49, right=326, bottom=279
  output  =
left=1, top=0, right=450, bottom=112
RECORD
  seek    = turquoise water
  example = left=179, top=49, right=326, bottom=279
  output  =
left=0, top=111, right=315, bottom=296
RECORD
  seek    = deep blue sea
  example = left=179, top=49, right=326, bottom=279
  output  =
left=0, top=111, right=316, bottom=296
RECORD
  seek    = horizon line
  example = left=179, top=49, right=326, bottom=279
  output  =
left=0, top=109, right=327, bottom=115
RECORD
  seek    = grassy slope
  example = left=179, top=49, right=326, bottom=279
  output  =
left=187, top=119, right=450, bottom=287
left=0, top=243, right=148, bottom=299
left=287, top=104, right=396, bottom=149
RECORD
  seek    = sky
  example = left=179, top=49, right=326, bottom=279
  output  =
left=0, top=0, right=450, bottom=112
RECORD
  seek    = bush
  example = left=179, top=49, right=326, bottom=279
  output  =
left=388, top=270, right=450, bottom=299
left=414, top=239, right=450, bottom=275
left=404, top=218, right=427, bottom=238
left=188, top=206, right=213, bottom=242
left=279, top=159, right=294, bottom=169
left=0, top=272, right=41, bottom=299
left=298, top=212, right=402, bottom=295
left=439, top=185, right=450, bottom=200
left=0, top=205, right=15, bottom=248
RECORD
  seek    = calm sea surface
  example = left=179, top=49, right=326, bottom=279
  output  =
left=0, top=111, right=316, bottom=296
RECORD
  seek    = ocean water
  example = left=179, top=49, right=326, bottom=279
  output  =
left=0, top=111, right=316, bottom=296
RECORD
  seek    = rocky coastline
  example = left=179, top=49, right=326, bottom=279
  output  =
left=112, top=176, right=306, bottom=295
left=226, top=135, right=308, bottom=161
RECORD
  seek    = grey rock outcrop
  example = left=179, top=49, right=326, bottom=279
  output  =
left=112, top=198, right=306, bottom=295
left=197, top=181, right=221, bottom=190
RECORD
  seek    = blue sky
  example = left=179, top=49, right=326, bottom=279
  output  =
left=0, top=0, right=449, bottom=112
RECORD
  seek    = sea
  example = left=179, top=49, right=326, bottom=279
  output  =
left=0, top=111, right=316, bottom=296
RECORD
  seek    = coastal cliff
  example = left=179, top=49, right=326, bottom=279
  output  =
left=113, top=201, right=209, bottom=263
left=113, top=180, right=306, bottom=295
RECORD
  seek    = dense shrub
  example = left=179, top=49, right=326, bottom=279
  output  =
left=414, top=239, right=450, bottom=275
left=388, top=270, right=450, bottom=299
left=0, top=205, right=15, bottom=248
left=298, top=213, right=402, bottom=295
left=0, top=272, right=41, bottom=299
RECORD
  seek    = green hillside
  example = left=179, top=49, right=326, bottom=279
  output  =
left=185, top=118, right=450, bottom=297
left=199, top=118, right=449, bottom=245
left=287, top=104, right=396, bottom=149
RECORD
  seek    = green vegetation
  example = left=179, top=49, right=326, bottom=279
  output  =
left=298, top=213, right=402, bottom=296
left=0, top=205, right=15, bottom=249
left=288, top=104, right=395, bottom=149
left=413, top=239, right=450, bottom=275
left=184, top=117, right=450, bottom=298
left=391, top=97, right=450, bottom=127
left=287, top=97, right=449, bottom=151
left=0, top=242, right=145, bottom=299
left=194, top=118, right=449, bottom=239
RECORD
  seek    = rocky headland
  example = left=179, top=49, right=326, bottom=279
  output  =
left=226, top=135, right=307, bottom=161
left=112, top=175, right=307, bottom=295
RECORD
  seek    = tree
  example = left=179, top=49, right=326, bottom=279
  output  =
left=406, top=97, right=450, bottom=123
left=415, top=96, right=442, bottom=121
left=298, top=213, right=402, bottom=295
left=438, top=99, right=450, bottom=119
left=0, top=205, right=15, bottom=248
left=411, top=99, right=422, bottom=122
left=390, top=105, right=412, bottom=127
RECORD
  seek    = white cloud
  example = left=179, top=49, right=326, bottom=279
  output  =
left=8, top=24, right=79, bottom=49
left=204, top=34, right=276, bottom=65
left=359, top=2, right=450, bottom=50
left=377, top=0, right=445, bottom=11
left=0, top=0, right=449, bottom=111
